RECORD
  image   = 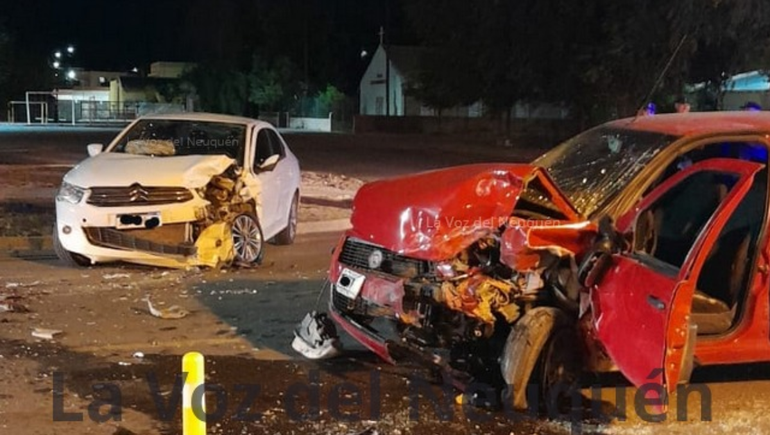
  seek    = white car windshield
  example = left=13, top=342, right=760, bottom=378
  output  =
left=111, top=119, right=247, bottom=165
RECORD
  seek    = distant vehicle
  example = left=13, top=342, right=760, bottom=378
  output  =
left=54, top=112, right=300, bottom=269
left=323, top=112, right=770, bottom=408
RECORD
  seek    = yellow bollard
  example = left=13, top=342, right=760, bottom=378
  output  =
left=182, top=352, right=206, bottom=435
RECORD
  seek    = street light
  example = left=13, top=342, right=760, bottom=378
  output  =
left=67, top=45, right=75, bottom=54
left=53, top=61, right=61, bottom=69
left=54, top=51, right=62, bottom=59
left=67, top=70, right=76, bottom=80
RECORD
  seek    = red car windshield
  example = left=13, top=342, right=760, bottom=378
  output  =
left=534, top=126, right=676, bottom=217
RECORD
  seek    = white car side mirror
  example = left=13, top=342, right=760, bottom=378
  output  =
left=87, top=143, right=104, bottom=157
left=259, top=154, right=280, bottom=170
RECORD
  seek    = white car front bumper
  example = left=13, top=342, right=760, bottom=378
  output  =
left=55, top=193, right=213, bottom=268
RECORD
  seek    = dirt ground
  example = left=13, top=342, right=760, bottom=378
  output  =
left=0, top=246, right=561, bottom=435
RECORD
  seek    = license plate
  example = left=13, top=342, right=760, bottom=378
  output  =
left=336, top=268, right=365, bottom=299
left=115, top=212, right=162, bottom=229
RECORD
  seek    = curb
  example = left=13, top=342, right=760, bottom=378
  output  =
left=0, top=236, right=53, bottom=252
left=297, top=219, right=351, bottom=235
left=0, top=219, right=351, bottom=254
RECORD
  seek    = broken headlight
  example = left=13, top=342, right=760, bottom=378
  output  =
left=57, top=182, right=87, bottom=204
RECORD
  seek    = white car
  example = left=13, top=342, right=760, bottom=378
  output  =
left=54, top=113, right=300, bottom=269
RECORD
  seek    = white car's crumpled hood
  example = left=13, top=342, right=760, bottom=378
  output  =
left=64, top=153, right=237, bottom=188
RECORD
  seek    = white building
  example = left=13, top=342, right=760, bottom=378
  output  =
left=358, top=44, right=479, bottom=117
left=358, top=44, right=566, bottom=119
left=721, top=70, right=770, bottom=110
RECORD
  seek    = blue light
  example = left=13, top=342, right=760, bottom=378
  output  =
left=646, top=102, right=656, bottom=115
left=740, top=144, right=768, bottom=161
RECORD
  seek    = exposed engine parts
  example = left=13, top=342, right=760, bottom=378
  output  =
left=198, top=165, right=257, bottom=229
left=392, top=233, right=584, bottom=357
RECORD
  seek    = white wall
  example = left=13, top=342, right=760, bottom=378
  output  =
left=722, top=91, right=770, bottom=111
left=289, top=116, right=332, bottom=132
left=390, top=69, right=405, bottom=116
left=55, top=89, right=110, bottom=102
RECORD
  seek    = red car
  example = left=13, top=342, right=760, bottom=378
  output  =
left=326, top=112, right=770, bottom=408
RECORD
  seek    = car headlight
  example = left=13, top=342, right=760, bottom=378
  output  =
left=57, top=182, right=87, bottom=204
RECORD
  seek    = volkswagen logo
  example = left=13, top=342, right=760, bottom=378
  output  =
left=368, top=249, right=384, bottom=269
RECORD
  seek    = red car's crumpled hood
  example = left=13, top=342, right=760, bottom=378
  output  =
left=350, top=164, right=559, bottom=260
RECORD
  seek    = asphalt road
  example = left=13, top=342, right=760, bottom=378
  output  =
left=3, top=126, right=770, bottom=434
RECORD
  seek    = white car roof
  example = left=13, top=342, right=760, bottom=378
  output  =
left=139, top=112, right=274, bottom=129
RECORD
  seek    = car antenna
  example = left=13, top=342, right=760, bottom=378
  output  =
left=632, top=34, right=689, bottom=123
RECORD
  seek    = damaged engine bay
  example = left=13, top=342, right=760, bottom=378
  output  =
left=191, top=164, right=260, bottom=268
left=374, top=223, right=591, bottom=388
left=294, top=165, right=617, bottom=402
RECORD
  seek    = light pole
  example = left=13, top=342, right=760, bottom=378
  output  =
left=49, top=44, right=77, bottom=123
left=50, top=44, right=77, bottom=87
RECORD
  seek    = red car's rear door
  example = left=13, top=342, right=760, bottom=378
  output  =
left=591, top=158, right=764, bottom=400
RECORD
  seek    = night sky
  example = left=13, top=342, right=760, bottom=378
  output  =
left=2, top=0, right=411, bottom=91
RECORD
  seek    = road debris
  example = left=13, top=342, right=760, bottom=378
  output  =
left=0, top=302, right=28, bottom=313
left=291, top=311, right=342, bottom=360
left=145, top=297, right=189, bottom=320
left=103, top=273, right=131, bottom=280
left=31, top=328, right=62, bottom=340
left=3, top=281, right=40, bottom=288
left=0, top=295, right=29, bottom=313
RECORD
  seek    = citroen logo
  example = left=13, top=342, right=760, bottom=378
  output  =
left=128, top=183, right=149, bottom=202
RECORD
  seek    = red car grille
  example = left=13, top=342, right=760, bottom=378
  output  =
left=338, top=238, right=430, bottom=276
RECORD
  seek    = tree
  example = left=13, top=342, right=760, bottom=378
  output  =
left=0, top=24, right=9, bottom=92
left=405, top=0, right=485, bottom=115
left=316, top=84, right=345, bottom=115
left=405, top=0, right=770, bottom=128
left=182, top=65, right=249, bottom=115
left=248, top=56, right=301, bottom=113
left=687, top=0, right=770, bottom=108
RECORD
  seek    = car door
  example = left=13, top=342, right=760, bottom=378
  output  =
left=264, top=128, right=295, bottom=221
left=590, top=158, right=764, bottom=400
left=252, top=127, right=284, bottom=236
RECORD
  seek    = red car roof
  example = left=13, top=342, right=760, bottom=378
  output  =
left=607, top=111, right=770, bottom=137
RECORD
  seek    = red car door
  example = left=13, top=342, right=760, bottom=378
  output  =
left=591, top=158, right=764, bottom=400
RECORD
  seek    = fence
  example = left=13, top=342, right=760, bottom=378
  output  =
left=7, top=100, right=186, bottom=124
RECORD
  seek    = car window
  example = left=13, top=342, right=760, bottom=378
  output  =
left=111, top=119, right=247, bottom=165
left=534, top=126, right=675, bottom=217
left=634, top=170, right=738, bottom=269
left=266, top=130, right=286, bottom=158
left=696, top=169, right=767, bottom=312
left=647, top=141, right=770, bottom=196
left=254, top=129, right=276, bottom=167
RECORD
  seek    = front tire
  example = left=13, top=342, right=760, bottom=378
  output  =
left=500, top=307, right=580, bottom=411
left=535, top=325, right=582, bottom=413
left=273, top=192, right=298, bottom=245
left=52, top=224, right=91, bottom=267
left=231, top=213, right=264, bottom=265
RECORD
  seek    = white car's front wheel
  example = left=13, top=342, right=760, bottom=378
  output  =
left=52, top=224, right=91, bottom=267
left=231, top=213, right=264, bottom=265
